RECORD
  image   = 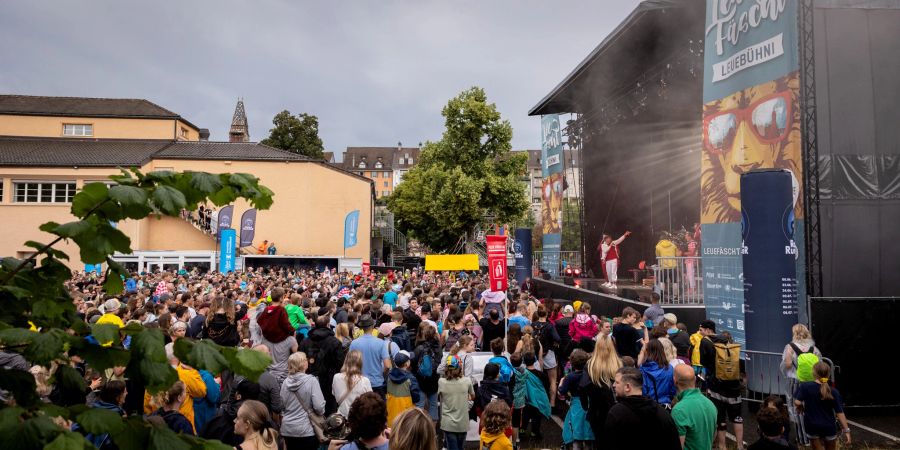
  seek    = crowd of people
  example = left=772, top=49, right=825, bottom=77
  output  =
left=0, top=266, right=851, bottom=450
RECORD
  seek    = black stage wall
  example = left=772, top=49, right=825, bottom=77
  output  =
left=814, top=3, right=900, bottom=297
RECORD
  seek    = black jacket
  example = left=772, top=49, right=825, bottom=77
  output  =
left=476, top=379, right=512, bottom=410
left=578, top=372, right=616, bottom=441
left=298, top=326, right=345, bottom=414
left=602, top=395, right=680, bottom=450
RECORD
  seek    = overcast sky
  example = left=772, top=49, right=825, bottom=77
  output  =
left=1, top=1, right=640, bottom=159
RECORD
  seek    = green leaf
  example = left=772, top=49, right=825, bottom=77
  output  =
left=0, top=406, right=23, bottom=430
left=75, top=342, right=131, bottom=372
left=174, top=339, right=227, bottom=375
left=109, top=416, right=150, bottom=450
left=149, top=424, right=192, bottom=450
left=39, top=402, right=71, bottom=420
left=53, top=364, right=87, bottom=400
left=45, top=430, right=92, bottom=450
left=189, top=172, right=223, bottom=194
left=76, top=407, right=126, bottom=435
left=24, top=241, right=69, bottom=260
left=0, top=327, right=35, bottom=346
left=109, top=184, right=148, bottom=206
left=71, top=182, right=110, bottom=218
left=104, top=270, right=125, bottom=295
left=222, top=347, right=271, bottom=382
left=152, top=185, right=187, bottom=215
left=53, top=220, right=92, bottom=238
left=19, top=413, right=63, bottom=449
left=24, top=329, right=69, bottom=366
left=91, top=323, right=121, bottom=347
left=138, top=359, right=179, bottom=393
left=39, top=222, right=61, bottom=233
left=120, top=320, right=144, bottom=335
left=0, top=285, right=30, bottom=299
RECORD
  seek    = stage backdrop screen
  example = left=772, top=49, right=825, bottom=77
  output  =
left=701, top=0, right=805, bottom=347
left=540, top=114, right=564, bottom=277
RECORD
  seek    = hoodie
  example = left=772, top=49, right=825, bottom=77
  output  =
left=280, top=372, right=325, bottom=438
left=388, top=367, right=423, bottom=406
left=480, top=430, right=513, bottom=450
left=656, top=239, right=678, bottom=269
left=476, top=378, right=512, bottom=411
left=603, top=395, right=681, bottom=450
left=568, top=313, right=598, bottom=343
left=640, top=361, right=676, bottom=405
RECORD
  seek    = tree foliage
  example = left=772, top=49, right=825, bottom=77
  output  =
left=387, top=87, right=529, bottom=251
left=260, top=110, right=325, bottom=159
left=0, top=168, right=275, bottom=449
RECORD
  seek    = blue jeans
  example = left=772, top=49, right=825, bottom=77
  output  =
left=444, top=431, right=466, bottom=450
left=424, top=391, right=439, bottom=421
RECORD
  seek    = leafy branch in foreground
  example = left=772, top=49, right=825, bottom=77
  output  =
left=0, top=168, right=274, bottom=450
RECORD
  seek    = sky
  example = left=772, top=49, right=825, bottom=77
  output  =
left=1, top=1, right=641, bottom=160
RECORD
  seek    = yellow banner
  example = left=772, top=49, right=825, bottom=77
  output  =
left=424, top=254, right=480, bottom=271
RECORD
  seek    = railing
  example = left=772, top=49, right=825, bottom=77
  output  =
left=652, top=256, right=703, bottom=305
left=180, top=209, right=215, bottom=237
left=741, top=349, right=836, bottom=403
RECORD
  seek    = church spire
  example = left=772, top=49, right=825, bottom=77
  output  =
left=229, top=98, right=249, bottom=142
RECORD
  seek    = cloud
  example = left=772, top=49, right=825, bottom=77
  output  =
left=0, top=1, right=640, bottom=156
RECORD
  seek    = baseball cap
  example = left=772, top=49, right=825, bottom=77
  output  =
left=393, top=350, right=411, bottom=367
left=563, top=305, right=575, bottom=314
left=101, top=298, right=121, bottom=314
left=378, top=322, right=397, bottom=337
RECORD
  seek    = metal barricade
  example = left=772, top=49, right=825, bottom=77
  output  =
left=742, top=349, right=837, bottom=403
left=532, top=250, right=583, bottom=276
left=652, top=256, right=703, bottom=305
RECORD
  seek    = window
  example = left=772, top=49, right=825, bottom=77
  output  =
left=408, top=157, right=413, bottom=165
left=180, top=127, right=189, bottom=138
left=14, top=181, right=76, bottom=203
left=375, top=161, right=383, bottom=168
left=383, top=181, right=388, bottom=187
left=0, top=178, right=3, bottom=202
left=533, top=197, right=541, bottom=204
left=63, top=124, right=93, bottom=136
left=358, top=161, right=367, bottom=168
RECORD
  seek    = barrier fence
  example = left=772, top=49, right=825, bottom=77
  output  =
left=741, top=349, right=836, bottom=403
left=653, top=256, right=704, bottom=305
left=532, top=251, right=584, bottom=276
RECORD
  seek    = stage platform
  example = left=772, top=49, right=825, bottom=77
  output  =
left=574, top=277, right=655, bottom=303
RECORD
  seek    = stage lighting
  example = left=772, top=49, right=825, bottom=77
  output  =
left=574, top=268, right=581, bottom=276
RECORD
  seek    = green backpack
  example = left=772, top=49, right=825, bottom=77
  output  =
left=790, top=343, right=820, bottom=382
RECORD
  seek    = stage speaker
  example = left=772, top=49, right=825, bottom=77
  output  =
left=563, top=277, right=575, bottom=286
left=620, top=288, right=640, bottom=301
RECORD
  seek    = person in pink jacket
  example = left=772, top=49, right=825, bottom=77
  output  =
left=568, top=303, right=599, bottom=343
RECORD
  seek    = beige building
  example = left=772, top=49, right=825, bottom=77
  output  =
left=340, top=145, right=421, bottom=199
left=0, top=95, right=373, bottom=272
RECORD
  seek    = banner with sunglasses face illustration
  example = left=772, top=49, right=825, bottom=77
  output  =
left=701, top=0, right=805, bottom=348
left=540, top=114, right=565, bottom=277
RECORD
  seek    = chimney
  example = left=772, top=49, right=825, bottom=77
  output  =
left=198, top=128, right=210, bottom=141
left=397, top=141, right=402, bottom=152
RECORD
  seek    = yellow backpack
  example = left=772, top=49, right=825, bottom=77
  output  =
left=689, top=332, right=704, bottom=366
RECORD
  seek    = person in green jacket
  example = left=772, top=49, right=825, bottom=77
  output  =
left=283, top=293, right=308, bottom=333
left=671, top=364, right=717, bottom=450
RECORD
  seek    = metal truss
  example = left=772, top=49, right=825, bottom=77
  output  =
left=799, top=0, right=823, bottom=298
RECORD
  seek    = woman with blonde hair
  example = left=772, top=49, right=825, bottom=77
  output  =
left=151, top=381, right=193, bottom=435
left=583, top=335, right=620, bottom=444
left=234, top=399, right=281, bottom=450
left=334, top=323, right=352, bottom=349
left=280, top=352, right=325, bottom=450
left=514, top=325, right=543, bottom=369
left=782, top=323, right=822, bottom=445
left=332, top=350, right=372, bottom=417
left=389, top=408, right=437, bottom=450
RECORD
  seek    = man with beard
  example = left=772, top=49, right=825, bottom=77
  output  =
left=298, top=314, right=345, bottom=415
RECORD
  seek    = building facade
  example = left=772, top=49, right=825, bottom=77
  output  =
left=340, top=145, right=420, bottom=199
left=0, top=95, right=372, bottom=271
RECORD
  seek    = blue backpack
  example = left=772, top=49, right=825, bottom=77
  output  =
left=489, top=356, right=514, bottom=383
left=417, top=348, right=435, bottom=377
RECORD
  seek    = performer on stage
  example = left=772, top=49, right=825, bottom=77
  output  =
left=598, top=231, right=631, bottom=288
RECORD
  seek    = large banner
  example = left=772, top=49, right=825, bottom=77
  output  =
left=219, top=228, right=236, bottom=273
left=216, top=205, right=234, bottom=241
left=701, top=0, right=804, bottom=347
left=239, top=208, right=257, bottom=247
left=741, top=170, right=798, bottom=360
left=540, top=114, right=564, bottom=277
left=513, top=228, right=532, bottom=285
left=486, top=235, right=508, bottom=291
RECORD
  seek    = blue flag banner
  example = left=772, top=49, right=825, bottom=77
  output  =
left=344, top=210, right=360, bottom=249
left=219, top=228, right=236, bottom=273
left=540, top=114, right=564, bottom=277
left=513, top=228, right=533, bottom=285
left=239, top=208, right=257, bottom=247
left=216, top=205, right=234, bottom=241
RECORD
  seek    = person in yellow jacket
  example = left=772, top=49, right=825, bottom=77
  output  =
left=144, top=343, right=207, bottom=433
left=479, top=400, right=513, bottom=450
left=655, top=237, right=679, bottom=269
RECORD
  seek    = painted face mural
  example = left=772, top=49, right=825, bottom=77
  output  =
left=701, top=71, right=803, bottom=224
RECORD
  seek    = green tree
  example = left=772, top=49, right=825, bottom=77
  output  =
left=260, top=110, right=325, bottom=159
left=387, top=87, right=528, bottom=251
left=0, top=168, right=275, bottom=450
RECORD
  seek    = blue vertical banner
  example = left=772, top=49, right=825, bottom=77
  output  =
left=216, top=205, right=234, bottom=241
left=344, top=210, right=360, bottom=249
left=701, top=0, right=804, bottom=346
left=219, top=228, right=236, bottom=273
left=239, top=208, right=257, bottom=247
left=741, top=170, right=798, bottom=352
left=513, top=228, right=532, bottom=285
left=540, top=114, right=564, bottom=277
